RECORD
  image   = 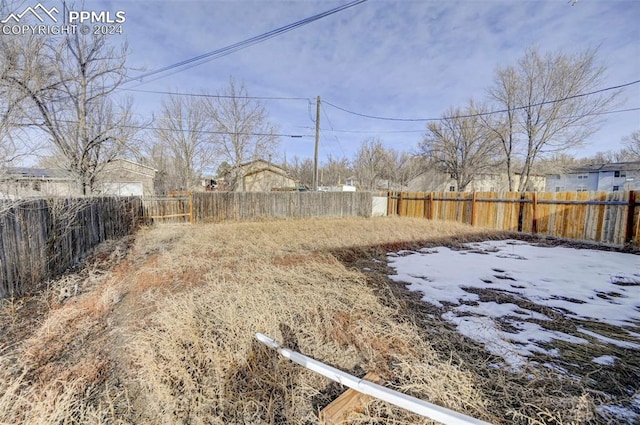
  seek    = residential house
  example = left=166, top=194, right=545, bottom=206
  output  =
left=221, top=159, right=297, bottom=192
left=0, top=167, right=78, bottom=199
left=545, top=161, right=640, bottom=192
left=0, top=159, right=156, bottom=198
left=408, top=169, right=546, bottom=192
left=99, top=159, right=156, bottom=196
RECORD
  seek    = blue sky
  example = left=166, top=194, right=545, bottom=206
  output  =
left=51, top=1, right=640, bottom=163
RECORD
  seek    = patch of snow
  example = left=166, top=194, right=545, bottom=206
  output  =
left=454, top=302, right=550, bottom=321
left=442, top=312, right=530, bottom=369
left=579, top=328, right=640, bottom=350
left=542, top=362, right=570, bottom=375
left=387, top=240, right=640, bottom=370
left=626, top=330, right=640, bottom=339
left=388, top=240, right=640, bottom=326
left=597, top=403, right=640, bottom=425
left=592, top=355, right=617, bottom=366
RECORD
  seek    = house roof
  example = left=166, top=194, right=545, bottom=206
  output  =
left=3, top=167, right=73, bottom=180
left=2, top=159, right=156, bottom=181
left=221, top=159, right=290, bottom=176
left=238, top=159, right=287, bottom=172
left=110, top=158, right=158, bottom=172
left=567, top=161, right=640, bottom=174
left=599, top=161, right=640, bottom=172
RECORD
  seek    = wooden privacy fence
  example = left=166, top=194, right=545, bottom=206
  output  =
left=0, top=197, right=140, bottom=298
left=141, top=195, right=194, bottom=223
left=140, top=191, right=373, bottom=223
left=388, top=191, right=640, bottom=246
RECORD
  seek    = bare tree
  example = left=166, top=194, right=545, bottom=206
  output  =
left=534, top=153, right=583, bottom=175
left=389, top=151, right=423, bottom=190
left=0, top=26, right=41, bottom=169
left=205, top=78, right=279, bottom=190
left=482, top=67, right=519, bottom=190
left=487, top=47, right=619, bottom=192
left=287, top=156, right=314, bottom=188
left=0, top=111, right=19, bottom=170
left=584, top=149, right=635, bottom=164
left=352, top=138, right=395, bottom=191
left=150, top=94, right=215, bottom=191
left=321, top=155, right=352, bottom=186
left=1, top=31, right=137, bottom=194
left=624, top=130, right=640, bottom=159
left=418, top=103, right=499, bottom=191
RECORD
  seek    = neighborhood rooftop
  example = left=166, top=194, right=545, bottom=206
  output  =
left=4, top=167, right=72, bottom=180
left=567, top=161, right=640, bottom=174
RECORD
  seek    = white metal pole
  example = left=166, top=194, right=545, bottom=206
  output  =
left=255, top=333, right=492, bottom=425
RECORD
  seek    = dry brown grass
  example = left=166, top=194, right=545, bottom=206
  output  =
left=0, top=217, right=603, bottom=424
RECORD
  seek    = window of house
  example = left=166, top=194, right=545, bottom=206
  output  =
left=449, top=186, right=456, bottom=192
left=577, top=186, right=587, bottom=192
left=32, top=181, right=41, bottom=191
left=614, top=171, right=626, bottom=178
left=555, top=187, right=563, bottom=192
left=613, top=185, right=619, bottom=191
left=577, top=174, right=588, bottom=180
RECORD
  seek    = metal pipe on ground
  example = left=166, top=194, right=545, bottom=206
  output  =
left=254, top=333, right=492, bottom=425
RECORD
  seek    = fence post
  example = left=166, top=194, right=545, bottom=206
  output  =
left=429, top=193, right=435, bottom=220
left=470, top=192, right=477, bottom=226
left=387, top=191, right=392, bottom=216
left=189, top=192, right=194, bottom=224
left=397, top=192, right=403, bottom=217
left=423, top=193, right=428, bottom=219
left=626, top=190, right=637, bottom=244
left=532, top=192, right=538, bottom=234
left=517, top=192, right=525, bottom=232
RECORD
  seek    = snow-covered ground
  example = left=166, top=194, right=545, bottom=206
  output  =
left=387, top=240, right=640, bottom=422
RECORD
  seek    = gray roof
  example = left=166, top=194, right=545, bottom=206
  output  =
left=3, top=167, right=73, bottom=180
left=567, top=161, right=640, bottom=174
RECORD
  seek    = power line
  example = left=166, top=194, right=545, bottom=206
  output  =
left=313, top=106, right=640, bottom=134
left=9, top=106, right=637, bottom=141
left=5, top=120, right=311, bottom=139
left=320, top=105, right=348, bottom=157
left=124, top=0, right=369, bottom=85
left=322, top=79, right=640, bottom=122
left=119, top=88, right=311, bottom=101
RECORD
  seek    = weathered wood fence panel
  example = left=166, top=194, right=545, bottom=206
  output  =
left=0, top=197, right=140, bottom=298
left=388, top=191, right=640, bottom=246
left=191, top=192, right=372, bottom=222
left=141, top=196, right=192, bottom=223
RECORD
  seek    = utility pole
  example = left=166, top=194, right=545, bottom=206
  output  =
left=313, top=96, right=320, bottom=191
